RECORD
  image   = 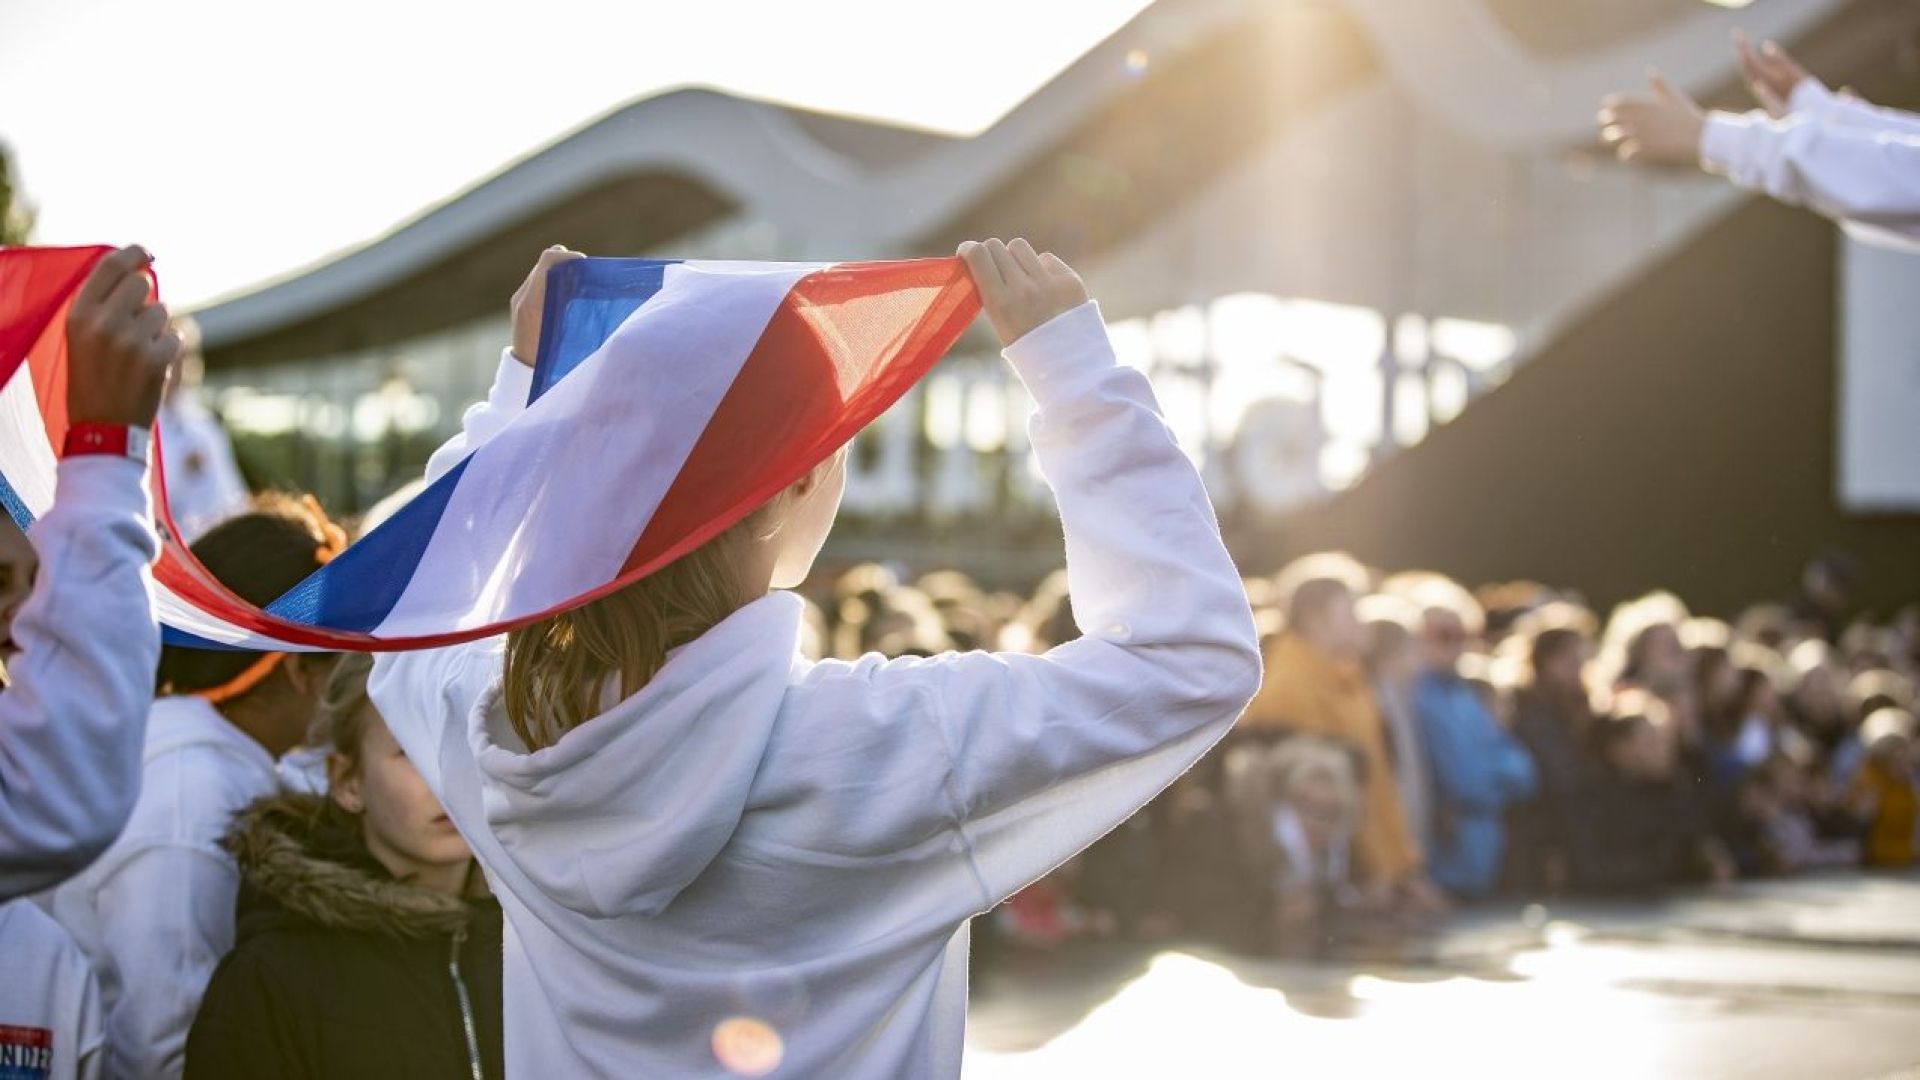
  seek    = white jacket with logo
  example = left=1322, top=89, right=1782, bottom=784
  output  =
left=38, top=696, right=280, bottom=1080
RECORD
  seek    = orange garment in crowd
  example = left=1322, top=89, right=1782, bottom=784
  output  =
left=1854, top=759, right=1917, bottom=867
left=1239, top=634, right=1423, bottom=885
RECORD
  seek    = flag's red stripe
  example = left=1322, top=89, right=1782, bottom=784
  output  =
left=620, top=257, right=981, bottom=580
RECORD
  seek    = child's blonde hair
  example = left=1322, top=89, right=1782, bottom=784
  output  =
left=502, top=510, right=772, bottom=750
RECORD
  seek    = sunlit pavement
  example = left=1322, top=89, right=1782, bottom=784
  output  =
left=963, top=873, right=1920, bottom=1079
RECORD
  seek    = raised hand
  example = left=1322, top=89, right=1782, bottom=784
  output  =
left=1736, top=33, right=1819, bottom=118
left=957, top=238, right=1090, bottom=348
left=1598, top=71, right=1706, bottom=167
left=509, top=245, right=586, bottom=368
left=65, top=246, right=179, bottom=428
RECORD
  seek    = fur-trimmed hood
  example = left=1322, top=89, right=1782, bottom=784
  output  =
left=223, top=791, right=482, bottom=941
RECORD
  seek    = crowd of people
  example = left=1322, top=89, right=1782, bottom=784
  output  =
left=954, top=551, right=1920, bottom=958
left=1, top=26, right=1919, bottom=1080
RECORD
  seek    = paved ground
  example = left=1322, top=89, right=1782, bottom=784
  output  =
left=963, top=872, right=1920, bottom=1079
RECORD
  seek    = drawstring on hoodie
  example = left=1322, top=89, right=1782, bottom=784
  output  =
left=449, top=925, right=485, bottom=1080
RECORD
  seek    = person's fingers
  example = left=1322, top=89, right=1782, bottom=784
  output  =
left=1008, top=237, right=1046, bottom=276
left=1618, top=138, right=1643, bottom=163
left=957, top=240, right=1002, bottom=291
left=150, top=327, right=186, bottom=371
left=99, top=261, right=155, bottom=323
left=1040, top=252, right=1069, bottom=272
left=1735, top=31, right=1761, bottom=78
left=1753, top=81, right=1786, bottom=117
left=130, top=301, right=170, bottom=345
left=73, top=245, right=151, bottom=310
left=1599, top=123, right=1629, bottom=146
left=982, top=238, right=1020, bottom=286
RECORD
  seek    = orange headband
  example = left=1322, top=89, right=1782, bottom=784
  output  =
left=193, top=651, right=287, bottom=706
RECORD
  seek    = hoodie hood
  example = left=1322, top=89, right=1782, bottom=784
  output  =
left=224, top=792, right=476, bottom=941
left=468, top=590, right=807, bottom=920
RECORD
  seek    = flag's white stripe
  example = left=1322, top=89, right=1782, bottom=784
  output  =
left=369, top=261, right=830, bottom=638
left=0, top=366, right=59, bottom=518
left=152, top=583, right=322, bottom=651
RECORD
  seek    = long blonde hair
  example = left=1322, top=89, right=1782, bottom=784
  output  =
left=502, top=510, right=772, bottom=751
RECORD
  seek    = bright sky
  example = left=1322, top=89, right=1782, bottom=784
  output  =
left=0, top=0, right=1154, bottom=307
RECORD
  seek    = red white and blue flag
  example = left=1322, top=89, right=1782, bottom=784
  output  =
left=0, top=246, right=979, bottom=651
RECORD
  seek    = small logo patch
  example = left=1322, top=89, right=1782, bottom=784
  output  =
left=0, top=1025, right=51, bottom=1080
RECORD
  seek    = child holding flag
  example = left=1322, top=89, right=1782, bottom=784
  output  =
left=0, top=245, right=175, bottom=899
left=368, top=239, right=1262, bottom=1077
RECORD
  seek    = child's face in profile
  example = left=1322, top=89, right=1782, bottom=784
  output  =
left=770, top=447, right=849, bottom=590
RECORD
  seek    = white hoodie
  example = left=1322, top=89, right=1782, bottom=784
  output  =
left=38, top=695, right=280, bottom=1080
left=1701, top=80, right=1920, bottom=245
left=0, top=899, right=102, bottom=1080
left=0, top=458, right=160, bottom=900
left=370, top=301, right=1262, bottom=1077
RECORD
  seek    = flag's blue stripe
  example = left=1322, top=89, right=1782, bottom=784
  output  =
left=263, top=457, right=471, bottom=634
left=529, top=258, right=680, bottom=403
left=0, top=468, right=34, bottom=533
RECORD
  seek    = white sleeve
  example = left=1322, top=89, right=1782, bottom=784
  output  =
left=0, top=458, right=159, bottom=900
left=1789, top=79, right=1920, bottom=139
left=93, top=845, right=237, bottom=1080
left=425, top=349, right=535, bottom=482
left=1700, top=109, right=1920, bottom=239
left=370, top=349, right=532, bottom=788
left=824, top=302, right=1261, bottom=905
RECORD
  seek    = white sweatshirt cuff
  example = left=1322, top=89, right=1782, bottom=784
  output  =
left=1700, top=111, right=1758, bottom=177
left=493, top=347, right=537, bottom=409
left=1001, top=301, right=1115, bottom=411
left=1788, top=78, right=1834, bottom=117
left=51, top=456, right=151, bottom=519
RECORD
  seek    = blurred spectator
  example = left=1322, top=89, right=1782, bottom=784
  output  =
left=1241, top=555, right=1435, bottom=910
left=1577, top=692, right=1733, bottom=892
left=1508, top=625, right=1594, bottom=892
left=1362, top=602, right=1432, bottom=862
left=1851, top=708, right=1917, bottom=868
left=1603, top=592, right=1691, bottom=697
left=1747, top=757, right=1859, bottom=874
left=1398, top=575, right=1536, bottom=899
left=1224, top=738, right=1362, bottom=949
left=1790, top=550, right=1864, bottom=645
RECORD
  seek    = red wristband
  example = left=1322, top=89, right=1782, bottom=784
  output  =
left=63, top=422, right=151, bottom=464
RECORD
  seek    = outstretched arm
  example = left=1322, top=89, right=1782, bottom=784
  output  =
left=0, top=246, right=175, bottom=899
left=774, top=241, right=1261, bottom=907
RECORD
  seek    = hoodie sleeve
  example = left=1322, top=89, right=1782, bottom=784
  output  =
left=0, top=457, right=160, bottom=900
left=1699, top=107, right=1920, bottom=240
left=1789, top=80, right=1920, bottom=139
left=782, top=302, right=1261, bottom=907
left=369, top=350, right=531, bottom=791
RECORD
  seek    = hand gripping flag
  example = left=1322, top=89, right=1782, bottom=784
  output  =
left=0, top=246, right=980, bottom=651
